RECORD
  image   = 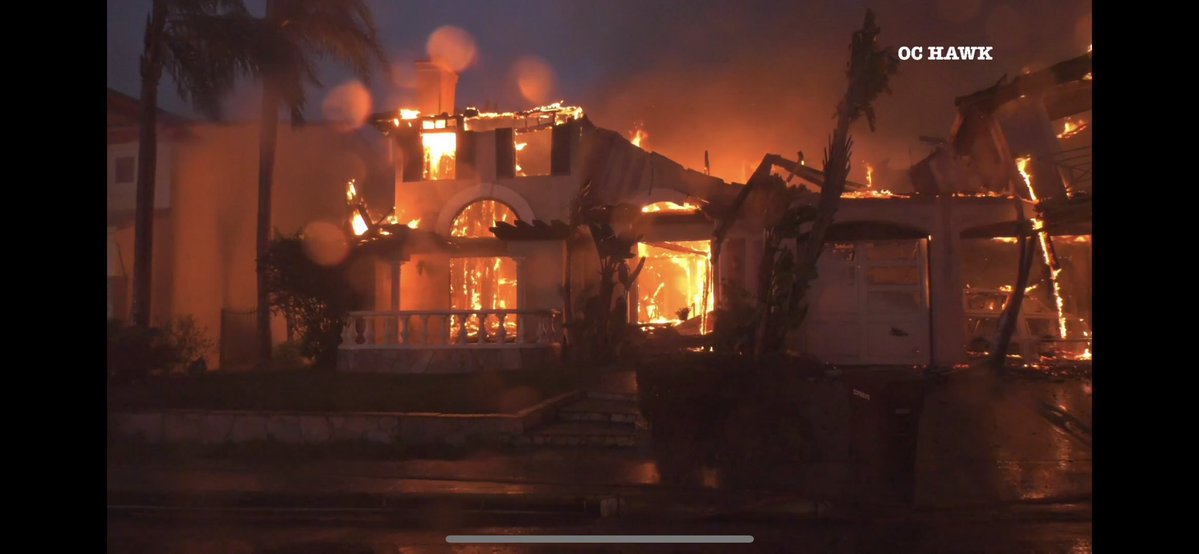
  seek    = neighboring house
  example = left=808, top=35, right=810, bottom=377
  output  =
left=340, top=52, right=1091, bottom=372
left=107, top=88, right=186, bottom=324
left=106, top=87, right=391, bottom=369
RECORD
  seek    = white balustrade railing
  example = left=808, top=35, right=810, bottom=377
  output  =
left=340, top=309, right=563, bottom=349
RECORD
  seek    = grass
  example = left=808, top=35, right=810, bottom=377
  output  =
left=107, top=366, right=587, bottom=414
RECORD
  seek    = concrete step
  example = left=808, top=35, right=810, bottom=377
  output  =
left=522, top=421, right=640, bottom=448
left=557, top=397, right=644, bottom=425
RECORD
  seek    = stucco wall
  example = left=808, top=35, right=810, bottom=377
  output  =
left=164, top=123, right=386, bottom=366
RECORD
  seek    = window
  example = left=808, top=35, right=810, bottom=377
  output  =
left=450, top=200, right=518, bottom=238
left=514, top=127, right=552, bottom=177
left=114, top=156, right=135, bottom=184
left=635, top=240, right=713, bottom=329
left=422, top=131, right=457, bottom=180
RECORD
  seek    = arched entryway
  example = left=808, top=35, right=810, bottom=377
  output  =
left=447, top=199, right=522, bottom=342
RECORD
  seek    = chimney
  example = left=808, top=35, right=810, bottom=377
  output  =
left=414, top=61, right=458, bottom=117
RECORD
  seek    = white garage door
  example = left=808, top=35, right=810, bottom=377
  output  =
left=799, top=240, right=930, bottom=365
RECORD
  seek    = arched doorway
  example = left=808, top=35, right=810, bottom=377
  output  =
left=448, top=199, right=520, bottom=342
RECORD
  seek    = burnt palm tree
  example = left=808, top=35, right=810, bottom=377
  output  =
left=252, top=0, right=386, bottom=365
left=131, top=0, right=255, bottom=328
left=755, top=9, right=899, bottom=355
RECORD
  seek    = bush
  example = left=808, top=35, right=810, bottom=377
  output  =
left=273, top=340, right=310, bottom=369
left=260, top=234, right=352, bottom=369
left=107, top=316, right=214, bottom=383
left=107, top=320, right=173, bottom=384
left=160, top=315, right=215, bottom=371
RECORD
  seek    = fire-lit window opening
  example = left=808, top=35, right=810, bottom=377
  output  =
left=635, top=240, right=714, bottom=334
left=447, top=200, right=522, bottom=343
left=960, top=235, right=1092, bottom=361
left=514, top=128, right=552, bottom=177
left=450, top=200, right=518, bottom=238
left=422, top=130, right=457, bottom=181
left=449, top=256, right=519, bottom=343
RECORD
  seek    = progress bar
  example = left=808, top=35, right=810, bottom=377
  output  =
left=446, top=535, right=754, bottom=544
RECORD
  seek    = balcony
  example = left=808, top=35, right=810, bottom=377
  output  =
left=337, top=309, right=563, bottom=373
left=1049, top=146, right=1091, bottom=199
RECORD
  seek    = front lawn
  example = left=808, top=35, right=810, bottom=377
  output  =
left=107, top=367, right=585, bottom=414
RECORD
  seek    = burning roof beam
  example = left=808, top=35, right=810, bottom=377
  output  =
left=954, top=51, right=1092, bottom=114
left=768, top=154, right=869, bottom=191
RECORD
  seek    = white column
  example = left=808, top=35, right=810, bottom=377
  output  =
left=390, top=259, right=402, bottom=311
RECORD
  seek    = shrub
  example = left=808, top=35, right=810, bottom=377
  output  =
left=260, top=234, right=352, bottom=369
left=107, top=316, right=214, bottom=383
left=107, top=320, right=172, bottom=384
left=273, top=339, right=310, bottom=369
left=160, top=315, right=215, bottom=372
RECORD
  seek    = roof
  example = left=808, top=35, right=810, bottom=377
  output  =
left=578, top=126, right=730, bottom=207
left=953, top=51, right=1092, bottom=115
left=107, top=87, right=191, bottom=128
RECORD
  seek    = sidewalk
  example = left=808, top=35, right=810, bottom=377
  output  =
left=108, top=448, right=1089, bottom=524
left=108, top=449, right=826, bottom=521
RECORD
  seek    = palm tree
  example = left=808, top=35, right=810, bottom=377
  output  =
left=131, top=0, right=255, bottom=328
left=252, top=0, right=386, bottom=365
left=755, top=10, right=899, bottom=355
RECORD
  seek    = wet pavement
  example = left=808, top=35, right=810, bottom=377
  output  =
left=108, top=368, right=1093, bottom=552
left=108, top=513, right=1092, bottom=553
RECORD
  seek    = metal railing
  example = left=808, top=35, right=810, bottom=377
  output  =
left=1049, top=146, right=1091, bottom=198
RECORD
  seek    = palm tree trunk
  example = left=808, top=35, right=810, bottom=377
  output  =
left=131, top=0, right=166, bottom=329
left=256, top=80, right=280, bottom=366
left=562, top=236, right=574, bottom=357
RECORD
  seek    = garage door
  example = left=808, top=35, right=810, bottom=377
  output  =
left=800, top=240, right=930, bottom=365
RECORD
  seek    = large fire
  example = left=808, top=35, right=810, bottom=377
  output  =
left=422, top=131, right=457, bottom=180
left=463, top=101, right=584, bottom=129
left=450, top=256, right=519, bottom=342
left=1015, top=155, right=1069, bottom=340
left=636, top=240, right=714, bottom=333
left=448, top=200, right=520, bottom=341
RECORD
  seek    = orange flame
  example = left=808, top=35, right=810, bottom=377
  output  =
left=636, top=240, right=714, bottom=332
left=641, top=201, right=699, bottom=213
left=423, top=131, right=457, bottom=180
left=1057, top=117, right=1089, bottom=140
left=350, top=212, right=368, bottom=236
left=629, top=125, right=648, bottom=149
left=1016, top=156, right=1069, bottom=339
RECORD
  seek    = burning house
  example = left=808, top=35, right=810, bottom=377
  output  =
left=337, top=50, right=1092, bottom=372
